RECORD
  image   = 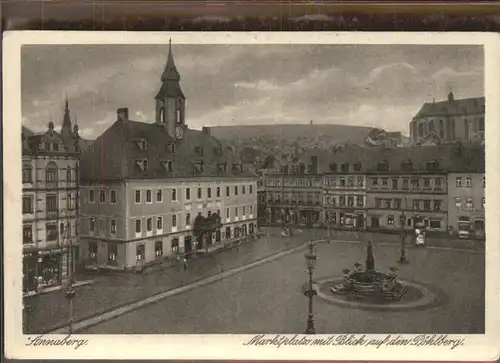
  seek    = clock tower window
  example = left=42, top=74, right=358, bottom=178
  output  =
left=176, top=98, right=182, bottom=124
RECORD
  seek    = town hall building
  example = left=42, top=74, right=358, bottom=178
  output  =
left=78, top=41, right=258, bottom=271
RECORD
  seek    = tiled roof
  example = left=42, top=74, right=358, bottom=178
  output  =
left=284, top=144, right=484, bottom=174
left=367, top=144, right=484, bottom=173
left=79, top=119, right=255, bottom=182
left=414, top=96, right=485, bottom=119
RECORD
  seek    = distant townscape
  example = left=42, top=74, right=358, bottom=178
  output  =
left=20, top=42, right=485, bottom=336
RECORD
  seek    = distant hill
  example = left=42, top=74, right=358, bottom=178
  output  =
left=210, top=124, right=374, bottom=144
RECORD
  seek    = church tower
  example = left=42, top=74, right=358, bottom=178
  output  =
left=60, top=97, right=73, bottom=139
left=155, top=39, right=186, bottom=138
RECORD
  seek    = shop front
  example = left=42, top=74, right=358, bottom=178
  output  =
left=327, top=210, right=366, bottom=230
left=23, top=248, right=65, bottom=293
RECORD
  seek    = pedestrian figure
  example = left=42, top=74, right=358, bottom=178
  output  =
left=183, top=257, right=188, bottom=271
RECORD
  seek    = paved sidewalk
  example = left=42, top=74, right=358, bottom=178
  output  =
left=24, top=228, right=326, bottom=334
left=24, top=227, right=480, bottom=334
left=52, top=242, right=312, bottom=334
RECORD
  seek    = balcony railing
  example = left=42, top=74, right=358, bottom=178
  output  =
left=46, top=210, right=59, bottom=219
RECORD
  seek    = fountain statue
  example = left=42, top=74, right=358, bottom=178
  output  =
left=331, top=241, right=408, bottom=301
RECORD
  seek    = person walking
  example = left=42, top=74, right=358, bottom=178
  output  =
left=183, top=257, right=188, bottom=271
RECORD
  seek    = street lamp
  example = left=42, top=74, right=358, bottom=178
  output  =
left=65, top=287, right=77, bottom=334
left=398, top=212, right=408, bottom=264
left=23, top=301, right=31, bottom=333
left=304, top=240, right=317, bottom=334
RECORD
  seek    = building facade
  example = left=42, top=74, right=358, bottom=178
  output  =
left=78, top=42, right=258, bottom=271
left=260, top=144, right=485, bottom=238
left=265, top=172, right=323, bottom=227
left=410, top=92, right=485, bottom=145
left=22, top=102, right=82, bottom=294
left=323, top=149, right=369, bottom=230
left=447, top=172, right=485, bottom=238
left=365, top=161, right=448, bottom=233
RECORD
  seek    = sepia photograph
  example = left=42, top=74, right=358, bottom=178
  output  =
left=3, top=31, right=499, bottom=360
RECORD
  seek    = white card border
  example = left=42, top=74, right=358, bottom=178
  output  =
left=3, top=31, right=500, bottom=361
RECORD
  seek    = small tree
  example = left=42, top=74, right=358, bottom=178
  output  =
left=205, top=213, right=222, bottom=251
left=193, top=213, right=207, bottom=251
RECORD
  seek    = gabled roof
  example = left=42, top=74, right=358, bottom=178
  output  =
left=414, top=96, right=485, bottom=119
left=80, top=119, right=255, bottom=182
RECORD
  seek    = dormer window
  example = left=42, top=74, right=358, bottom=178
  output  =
left=195, top=146, right=204, bottom=156
left=160, top=160, right=173, bottom=172
left=426, top=160, right=439, bottom=171
left=232, top=163, right=243, bottom=173
left=193, top=160, right=204, bottom=175
left=377, top=160, right=389, bottom=171
left=217, top=162, right=227, bottom=174
left=167, top=143, right=176, bottom=154
left=136, top=159, right=148, bottom=172
left=136, top=139, right=148, bottom=151
left=401, top=160, right=413, bottom=172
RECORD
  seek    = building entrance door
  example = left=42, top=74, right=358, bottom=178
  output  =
left=371, top=217, right=380, bottom=228
left=184, top=236, right=192, bottom=253
left=357, top=214, right=365, bottom=229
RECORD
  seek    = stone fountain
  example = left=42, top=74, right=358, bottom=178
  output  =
left=330, top=241, right=408, bottom=302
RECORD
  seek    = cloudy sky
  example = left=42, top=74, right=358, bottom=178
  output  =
left=22, top=44, right=483, bottom=139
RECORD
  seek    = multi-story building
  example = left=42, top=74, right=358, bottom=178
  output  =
left=365, top=146, right=450, bottom=233
left=265, top=170, right=323, bottom=227
left=323, top=147, right=370, bottom=230
left=410, top=92, right=485, bottom=144
left=22, top=101, right=82, bottom=294
left=261, top=143, right=485, bottom=238
left=447, top=147, right=485, bottom=238
left=78, top=42, right=258, bottom=271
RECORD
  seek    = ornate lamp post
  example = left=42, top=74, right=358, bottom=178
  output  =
left=398, top=212, right=408, bottom=264
left=304, top=240, right=317, bottom=334
left=65, top=286, right=76, bottom=334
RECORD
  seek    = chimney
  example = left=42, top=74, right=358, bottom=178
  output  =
left=117, top=108, right=129, bottom=122
left=310, top=155, right=318, bottom=174
left=202, top=126, right=211, bottom=136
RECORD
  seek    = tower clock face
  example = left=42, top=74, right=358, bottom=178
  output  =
left=175, top=125, right=184, bottom=140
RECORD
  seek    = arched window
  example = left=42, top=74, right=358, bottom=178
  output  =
left=418, top=123, right=424, bottom=137
left=22, top=163, right=32, bottom=183
left=45, top=162, right=58, bottom=183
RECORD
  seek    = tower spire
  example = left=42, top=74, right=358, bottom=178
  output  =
left=61, top=97, right=72, bottom=138
left=162, top=38, right=180, bottom=82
